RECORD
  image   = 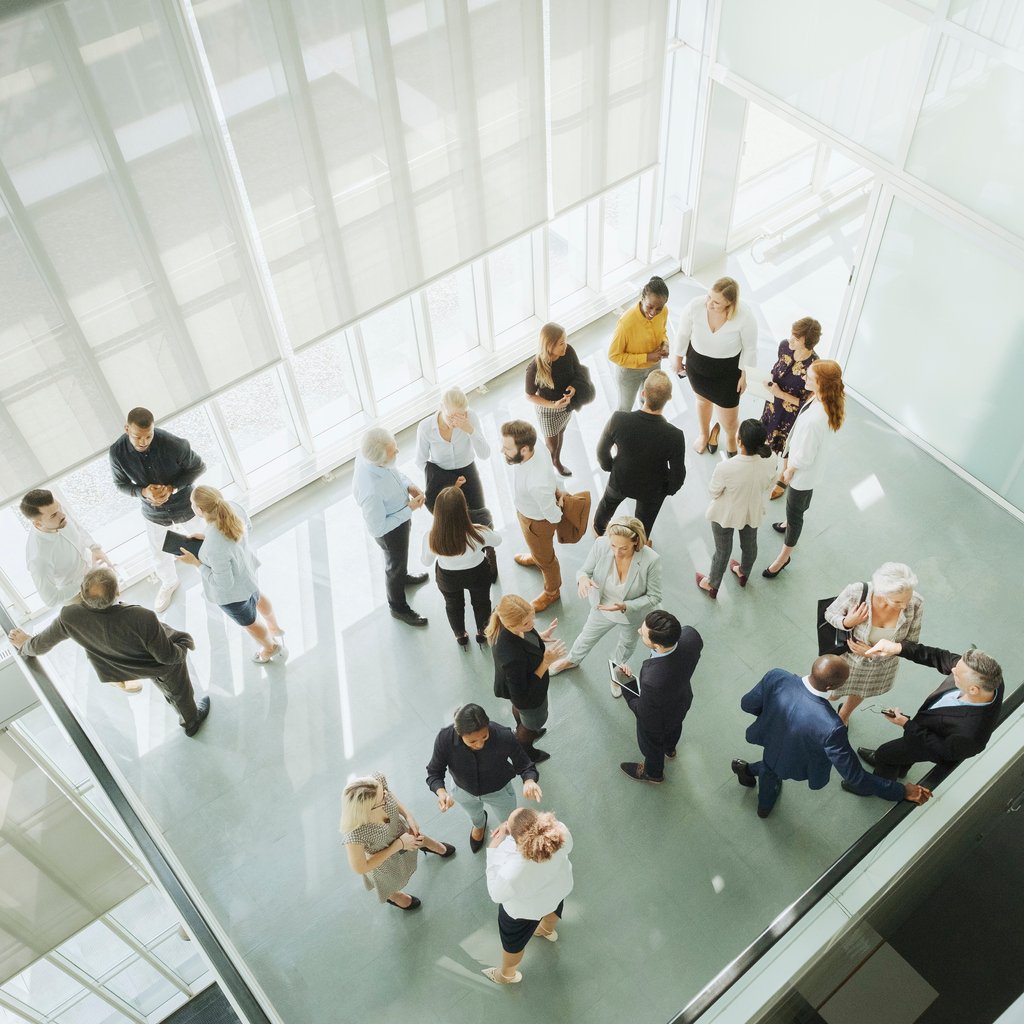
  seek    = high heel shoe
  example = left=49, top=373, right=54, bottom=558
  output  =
left=694, top=572, right=718, bottom=599
left=707, top=423, right=721, bottom=454
left=475, top=631, right=487, bottom=646
left=456, top=634, right=469, bottom=650
left=762, top=557, right=791, bottom=579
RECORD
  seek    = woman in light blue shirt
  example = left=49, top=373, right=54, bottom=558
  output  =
left=177, top=485, right=286, bottom=663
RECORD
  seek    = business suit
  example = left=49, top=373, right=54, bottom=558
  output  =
left=740, top=669, right=905, bottom=815
left=871, top=641, right=1003, bottom=778
left=593, top=410, right=685, bottom=538
left=623, top=627, right=702, bottom=779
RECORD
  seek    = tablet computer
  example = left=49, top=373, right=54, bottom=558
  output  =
left=161, top=531, right=202, bottom=559
left=609, top=659, right=640, bottom=697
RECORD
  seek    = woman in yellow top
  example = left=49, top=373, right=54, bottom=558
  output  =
left=607, top=276, right=670, bottom=411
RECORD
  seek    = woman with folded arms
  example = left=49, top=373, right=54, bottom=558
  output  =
left=525, top=322, right=581, bottom=477
left=607, top=276, right=671, bottom=412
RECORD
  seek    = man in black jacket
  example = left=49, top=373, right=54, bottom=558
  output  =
left=617, top=610, right=702, bottom=784
left=593, top=370, right=685, bottom=539
left=847, top=639, right=1003, bottom=785
left=109, top=407, right=206, bottom=612
left=426, top=703, right=541, bottom=852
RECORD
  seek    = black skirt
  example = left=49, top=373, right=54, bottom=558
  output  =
left=498, top=899, right=565, bottom=953
left=686, top=344, right=742, bottom=409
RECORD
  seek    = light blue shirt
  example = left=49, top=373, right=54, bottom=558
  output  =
left=930, top=689, right=988, bottom=712
left=650, top=643, right=678, bottom=660
left=352, top=456, right=413, bottom=538
left=198, top=502, right=260, bottom=606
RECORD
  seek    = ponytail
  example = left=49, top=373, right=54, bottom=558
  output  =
left=192, top=485, right=245, bottom=543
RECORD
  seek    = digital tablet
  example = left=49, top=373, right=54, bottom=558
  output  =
left=609, top=659, right=640, bottom=697
left=161, top=531, right=202, bottom=559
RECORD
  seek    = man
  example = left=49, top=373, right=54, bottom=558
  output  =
left=848, top=639, right=1004, bottom=786
left=732, top=655, right=931, bottom=818
left=109, top=407, right=206, bottom=612
left=501, top=419, right=563, bottom=612
left=593, top=370, right=685, bottom=539
left=352, top=427, right=429, bottom=627
left=21, top=489, right=113, bottom=608
left=7, top=568, right=211, bottom=736
left=426, top=703, right=542, bottom=853
left=617, top=610, right=702, bottom=785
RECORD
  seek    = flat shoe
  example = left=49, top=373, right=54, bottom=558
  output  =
left=514, top=553, right=537, bottom=567
left=707, top=423, right=721, bottom=454
left=770, top=482, right=786, bottom=501
left=470, top=812, right=487, bottom=854
left=761, top=557, right=791, bottom=579
left=386, top=895, right=422, bottom=910
left=482, top=967, right=522, bottom=985
left=534, top=926, right=558, bottom=942
left=694, top=572, right=718, bottom=599
left=729, top=559, right=748, bottom=587
left=772, top=522, right=787, bottom=534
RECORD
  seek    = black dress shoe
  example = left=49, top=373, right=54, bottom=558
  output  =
left=772, top=521, right=786, bottom=534
left=527, top=747, right=551, bottom=763
left=184, top=697, right=211, bottom=737
left=390, top=607, right=428, bottom=627
left=386, top=895, right=422, bottom=910
left=404, top=573, right=429, bottom=586
left=470, top=812, right=487, bottom=854
left=423, top=842, right=456, bottom=858
left=731, top=758, right=756, bottom=788
left=857, top=746, right=878, bottom=768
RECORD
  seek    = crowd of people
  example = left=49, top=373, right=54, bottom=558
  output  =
left=8, top=277, right=1006, bottom=987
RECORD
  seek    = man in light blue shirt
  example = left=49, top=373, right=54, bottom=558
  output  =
left=353, top=427, right=429, bottom=627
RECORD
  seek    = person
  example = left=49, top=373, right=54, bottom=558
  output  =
left=524, top=322, right=582, bottom=477
left=109, top=408, right=207, bottom=612
left=731, top=655, right=931, bottom=818
left=671, top=277, right=758, bottom=457
left=20, top=489, right=114, bottom=609
left=340, top=772, right=455, bottom=912
left=7, top=568, right=211, bottom=735
left=487, top=595, right=566, bottom=763
left=425, top=703, right=542, bottom=854
left=822, top=562, right=923, bottom=726
left=175, top=486, right=286, bottom=664
left=762, top=360, right=846, bottom=578
left=616, top=610, right=702, bottom=784
left=850, top=639, right=1003, bottom=785
left=352, top=427, right=429, bottom=627
left=482, top=808, right=574, bottom=985
left=760, top=317, right=821, bottom=500
left=414, top=387, right=493, bottom=525
left=501, top=420, right=563, bottom=613
left=607, top=276, right=670, bottom=412
left=549, top=517, right=661, bottom=676
left=422, top=485, right=501, bottom=649
left=593, top=370, right=686, bottom=538
left=695, top=419, right=778, bottom=598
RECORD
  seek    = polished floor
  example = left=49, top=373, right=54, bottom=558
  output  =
left=35, top=270, right=1024, bottom=1024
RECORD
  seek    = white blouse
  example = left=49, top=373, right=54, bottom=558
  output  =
left=486, top=826, right=575, bottom=920
left=421, top=527, right=501, bottom=570
left=673, top=295, right=758, bottom=367
left=786, top=399, right=831, bottom=491
left=415, top=410, right=490, bottom=470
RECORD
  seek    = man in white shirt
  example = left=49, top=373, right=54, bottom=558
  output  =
left=21, top=490, right=113, bottom=608
left=501, top=420, right=563, bottom=612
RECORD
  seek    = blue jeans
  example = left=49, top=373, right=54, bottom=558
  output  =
left=749, top=761, right=783, bottom=815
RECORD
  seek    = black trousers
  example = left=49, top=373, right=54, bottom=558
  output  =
left=435, top=560, right=493, bottom=635
left=153, top=660, right=200, bottom=730
left=784, top=486, right=813, bottom=547
left=594, top=483, right=666, bottom=538
left=374, top=519, right=412, bottom=611
left=871, top=736, right=928, bottom=779
left=424, top=461, right=493, bottom=527
left=636, top=721, right=681, bottom=780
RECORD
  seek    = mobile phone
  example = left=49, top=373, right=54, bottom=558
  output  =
left=881, top=708, right=896, bottom=718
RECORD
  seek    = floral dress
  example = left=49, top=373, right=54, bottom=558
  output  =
left=760, top=340, right=818, bottom=454
left=340, top=773, right=417, bottom=903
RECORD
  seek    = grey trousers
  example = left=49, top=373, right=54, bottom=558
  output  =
left=614, top=364, right=656, bottom=412
left=451, top=781, right=517, bottom=830
left=567, top=609, right=639, bottom=666
left=709, top=522, right=758, bottom=588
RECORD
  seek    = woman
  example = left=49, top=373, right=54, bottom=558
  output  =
left=487, top=595, right=565, bottom=764
left=549, top=516, right=661, bottom=675
left=761, top=317, right=821, bottom=500
left=525, top=322, right=581, bottom=477
left=340, top=772, right=454, bottom=912
left=176, top=485, right=285, bottom=663
left=607, top=276, right=671, bottom=412
left=824, top=563, right=923, bottom=726
left=672, top=277, right=758, bottom=457
left=415, top=387, right=492, bottom=525
left=696, top=420, right=778, bottom=598
left=482, top=807, right=574, bottom=985
left=422, top=485, right=501, bottom=648
left=763, top=360, right=845, bottom=578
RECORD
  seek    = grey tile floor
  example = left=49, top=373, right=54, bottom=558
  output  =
left=39, top=294, right=1024, bottom=1024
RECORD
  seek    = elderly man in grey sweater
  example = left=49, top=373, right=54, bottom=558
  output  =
left=8, top=568, right=210, bottom=737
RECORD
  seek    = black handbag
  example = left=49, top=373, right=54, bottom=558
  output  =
left=567, top=363, right=596, bottom=411
left=816, top=582, right=867, bottom=657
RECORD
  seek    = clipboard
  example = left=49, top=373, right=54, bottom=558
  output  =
left=161, top=531, right=202, bottom=559
left=609, top=659, right=640, bottom=697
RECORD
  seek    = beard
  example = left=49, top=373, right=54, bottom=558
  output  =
left=503, top=452, right=524, bottom=465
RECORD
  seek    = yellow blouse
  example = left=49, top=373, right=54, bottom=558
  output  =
left=607, top=303, right=669, bottom=369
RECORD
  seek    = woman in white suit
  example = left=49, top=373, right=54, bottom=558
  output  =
left=549, top=516, right=661, bottom=675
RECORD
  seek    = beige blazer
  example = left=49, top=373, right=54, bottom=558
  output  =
left=705, top=453, right=779, bottom=529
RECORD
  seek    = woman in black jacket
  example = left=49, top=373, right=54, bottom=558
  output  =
left=525, top=322, right=581, bottom=477
left=486, top=594, right=565, bottom=763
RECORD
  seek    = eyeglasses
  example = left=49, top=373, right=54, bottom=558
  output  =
left=370, top=784, right=389, bottom=810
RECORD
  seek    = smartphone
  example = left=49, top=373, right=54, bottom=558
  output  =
left=881, top=708, right=896, bottom=718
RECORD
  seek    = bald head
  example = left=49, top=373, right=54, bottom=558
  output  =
left=81, top=568, right=119, bottom=610
left=808, top=655, right=849, bottom=692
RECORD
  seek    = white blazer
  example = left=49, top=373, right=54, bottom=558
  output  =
left=706, top=453, right=779, bottom=529
left=786, top=400, right=831, bottom=491
left=576, top=538, right=662, bottom=626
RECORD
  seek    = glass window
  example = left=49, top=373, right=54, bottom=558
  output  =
left=357, top=299, right=423, bottom=400
left=487, top=235, right=534, bottom=335
left=2, top=960, right=81, bottom=1018
left=57, top=922, right=132, bottom=981
left=105, top=958, right=178, bottom=1015
left=425, top=269, right=480, bottom=367
left=215, top=370, right=300, bottom=474
left=601, top=178, right=641, bottom=279
left=151, top=931, right=206, bottom=986
left=292, top=334, right=362, bottom=437
left=0, top=505, right=37, bottom=607
left=548, top=207, right=588, bottom=303
left=109, top=888, right=180, bottom=947
left=54, top=455, right=138, bottom=555
left=54, top=990, right=130, bottom=1024
left=162, top=407, right=232, bottom=491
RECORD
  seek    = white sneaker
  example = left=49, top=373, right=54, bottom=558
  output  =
left=610, top=678, right=622, bottom=698
left=154, top=581, right=179, bottom=612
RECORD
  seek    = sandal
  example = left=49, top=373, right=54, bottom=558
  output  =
left=252, top=642, right=285, bottom=664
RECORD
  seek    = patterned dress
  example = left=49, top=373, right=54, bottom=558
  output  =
left=760, top=341, right=818, bottom=454
left=340, top=773, right=418, bottom=903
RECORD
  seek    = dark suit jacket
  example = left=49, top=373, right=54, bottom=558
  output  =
left=896, top=641, right=1003, bottom=764
left=492, top=628, right=549, bottom=710
left=624, top=627, right=702, bottom=736
left=742, top=669, right=905, bottom=800
left=21, top=603, right=194, bottom=682
left=596, top=410, right=685, bottom=498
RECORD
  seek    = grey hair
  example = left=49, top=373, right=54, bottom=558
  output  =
left=961, top=649, right=1003, bottom=694
left=360, top=427, right=396, bottom=467
left=871, top=562, right=918, bottom=598
left=440, top=387, right=469, bottom=414
left=81, top=568, right=118, bottom=610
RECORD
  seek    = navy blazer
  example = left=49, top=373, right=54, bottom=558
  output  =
left=742, top=669, right=904, bottom=801
left=624, top=627, right=702, bottom=736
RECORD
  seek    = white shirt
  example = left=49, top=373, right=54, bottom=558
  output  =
left=511, top=448, right=562, bottom=524
left=25, top=516, right=97, bottom=607
left=486, top=827, right=575, bottom=920
left=673, top=296, right=758, bottom=366
left=786, top=400, right=830, bottom=491
left=415, top=410, right=490, bottom=470
left=421, top=527, right=502, bottom=570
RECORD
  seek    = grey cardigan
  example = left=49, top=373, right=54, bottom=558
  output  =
left=198, top=502, right=260, bottom=606
left=576, top=539, right=662, bottom=626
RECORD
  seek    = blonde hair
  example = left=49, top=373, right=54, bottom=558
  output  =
left=711, top=277, right=739, bottom=320
left=811, top=360, right=845, bottom=432
left=509, top=808, right=565, bottom=863
left=440, top=387, right=468, bottom=415
left=192, top=485, right=245, bottom=543
left=641, top=370, right=672, bottom=412
left=606, top=515, right=646, bottom=551
left=485, top=593, right=533, bottom=646
left=533, top=322, right=566, bottom=390
left=340, top=776, right=381, bottom=833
